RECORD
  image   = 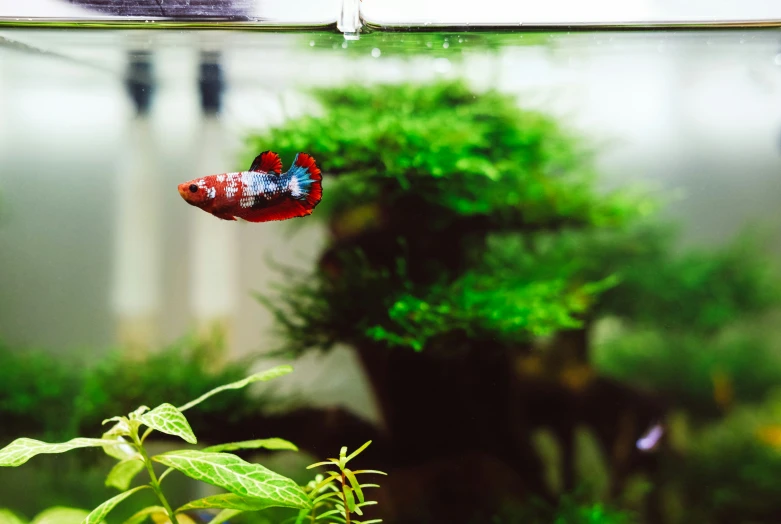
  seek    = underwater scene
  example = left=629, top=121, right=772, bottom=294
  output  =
left=2, top=24, right=781, bottom=524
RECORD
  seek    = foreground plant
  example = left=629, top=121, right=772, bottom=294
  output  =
left=0, top=365, right=386, bottom=524
left=293, top=442, right=385, bottom=524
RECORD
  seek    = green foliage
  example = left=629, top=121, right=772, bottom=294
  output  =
left=363, top=238, right=620, bottom=351
left=247, top=81, right=779, bottom=357
left=478, top=495, right=635, bottom=524
left=298, top=441, right=386, bottom=524
left=75, top=336, right=258, bottom=432
left=670, top=392, right=781, bottom=522
left=0, top=367, right=388, bottom=524
left=245, top=81, right=640, bottom=230
left=0, top=336, right=262, bottom=441
left=595, top=322, right=781, bottom=418
left=247, top=81, right=650, bottom=354
left=585, top=226, right=780, bottom=333
left=0, top=341, right=84, bottom=438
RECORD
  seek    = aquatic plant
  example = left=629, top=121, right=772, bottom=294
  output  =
left=247, top=80, right=646, bottom=354
left=0, top=336, right=258, bottom=442
left=297, top=442, right=383, bottom=524
left=243, top=80, right=781, bottom=521
left=0, top=366, right=386, bottom=524
left=666, top=392, right=781, bottom=523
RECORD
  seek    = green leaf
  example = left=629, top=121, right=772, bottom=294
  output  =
left=83, top=486, right=150, bottom=524
left=106, top=458, right=145, bottom=491
left=102, top=416, right=127, bottom=427
left=0, top=438, right=123, bottom=467
left=203, top=438, right=298, bottom=453
left=343, top=488, right=356, bottom=513
left=139, top=404, right=197, bottom=444
left=178, top=366, right=293, bottom=412
left=0, top=509, right=27, bottom=524
left=177, top=493, right=282, bottom=513
left=31, top=508, right=91, bottom=524
left=312, top=492, right=342, bottom=506
left=344, top=442, right=371, bottom=464
left=101, top=422, right=138, bottom=461
left=314, top=509, right=342, bottom=521
left=343, top=470, right=364, bottom=504
left=152, top=450, right=311, bottom=510
left=121, top=507, right=166, bottom=524
left=208, top=510, right=242, bottom=524
left=306, top=459, right=340, bottom=470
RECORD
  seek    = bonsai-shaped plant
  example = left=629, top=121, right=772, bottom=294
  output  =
left=242, top=80, right=778, bottom=522
left=0, top=365, right=386, bottom=524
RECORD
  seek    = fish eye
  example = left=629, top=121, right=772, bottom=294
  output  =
left=189, top=184, right=198, bottom=193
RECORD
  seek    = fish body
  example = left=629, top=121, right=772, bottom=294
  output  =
left=177, top=151, right=322, bottom=223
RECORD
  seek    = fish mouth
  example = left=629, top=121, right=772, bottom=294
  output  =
left=177, top=183, right=190, bottom=200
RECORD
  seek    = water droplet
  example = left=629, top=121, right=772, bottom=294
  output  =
left=309, top=40, right=315, bottom=47
left=426, top=42, right=433, bottom=48
left=774, top=53, right=781, bottom=66
left=342, top=41, right=348, bottom=49
left=433, top=57, right=451, bottom=73
left=443, top=42, right=449, bottom=49
left=371, top=48, right=381, bottom=58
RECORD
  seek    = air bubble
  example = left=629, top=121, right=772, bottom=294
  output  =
left=443, top=42, right=449, bottom=49
left=371, top=48, right=381, bottom=58
left=309, top=40, right=315, bottom=47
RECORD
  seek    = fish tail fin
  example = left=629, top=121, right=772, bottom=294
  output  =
left=286, top=153, right=322, bottom=209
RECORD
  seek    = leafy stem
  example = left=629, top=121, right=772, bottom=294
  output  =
left=0, top=365, right=382, bottom=524
left=340, top=470, right=352, bottom=524
left=133, top=432, right=177, bottom=523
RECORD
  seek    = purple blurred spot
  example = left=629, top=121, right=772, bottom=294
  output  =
left=636, top=422, right=664, bottom=451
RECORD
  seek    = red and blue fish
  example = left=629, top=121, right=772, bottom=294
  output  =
left=177, top=151, right=322, bottom=222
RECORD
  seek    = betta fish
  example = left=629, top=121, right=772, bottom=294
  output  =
left=177, top=151, right=322, bottom=223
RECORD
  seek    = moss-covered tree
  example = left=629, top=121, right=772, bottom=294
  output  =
left=243, top=81, right=778, bottom=523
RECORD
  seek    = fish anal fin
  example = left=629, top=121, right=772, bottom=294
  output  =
left=237, top=197, right=312, bottom=223
left=249, top=151, right=282, bottom=174
left=211, top=211, right=237, bottom=221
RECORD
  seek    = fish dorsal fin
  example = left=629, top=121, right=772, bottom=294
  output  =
left=249, top=151, right=282, bottom=175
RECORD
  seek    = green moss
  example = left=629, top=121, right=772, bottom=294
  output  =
left=247, top=81, right=653, bottom=354
left=245, top=81, right=642, bottom=230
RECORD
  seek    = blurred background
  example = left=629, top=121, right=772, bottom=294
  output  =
left=3, top=1, right=781, bottom=523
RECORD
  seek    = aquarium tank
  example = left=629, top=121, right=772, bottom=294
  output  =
left=2, top=1, right=781, bottom=523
